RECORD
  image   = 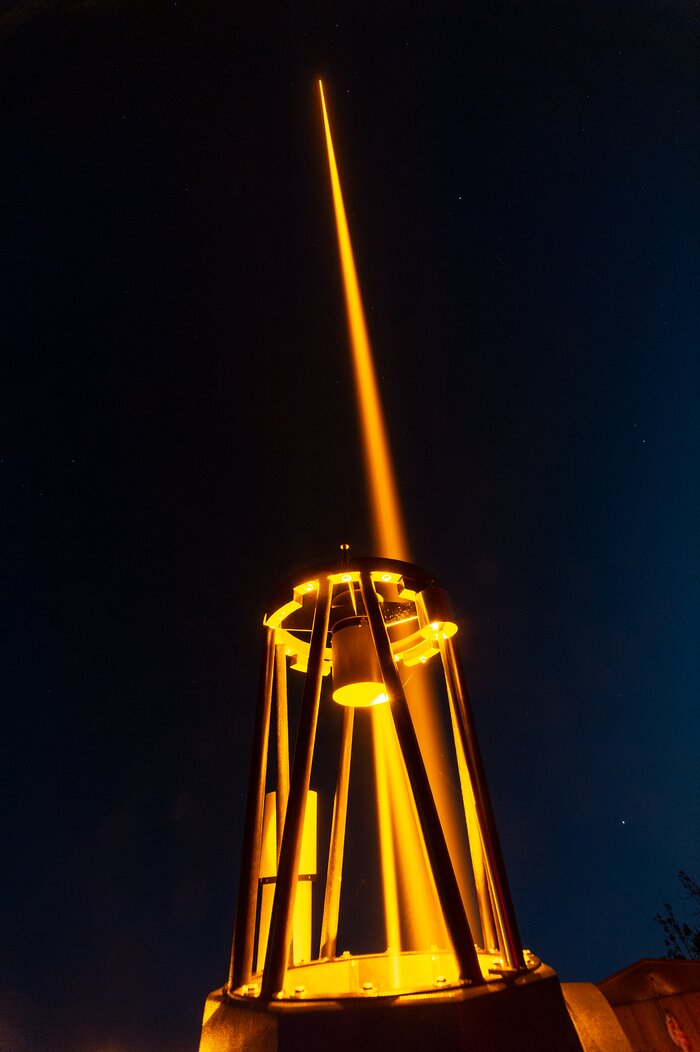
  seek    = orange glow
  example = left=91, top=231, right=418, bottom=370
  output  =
left=319, top=81, right=409, bottom=562
left=334, top=682, right=388, bottom=707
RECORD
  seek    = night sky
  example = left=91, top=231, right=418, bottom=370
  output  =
left=2, top=2, right=699, bottom=1050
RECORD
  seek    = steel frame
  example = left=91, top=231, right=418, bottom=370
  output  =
left=228, top=558, right=525, bottom=998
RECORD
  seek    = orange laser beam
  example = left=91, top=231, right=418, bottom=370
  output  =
left=318, top=79, right=481, bottom=956
left=319, top=80, right=408, bottom=561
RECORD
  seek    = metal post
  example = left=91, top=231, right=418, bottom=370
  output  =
left=274, top=644, right=290, bottom=856
left=446, top=689, right=498, bottom=952
left=261, top=580, right=332, bottom=998
left=439, top=634, right=525, bottom=971
left=229, top=626, right=276, bottom=990
left=320, top=706, right=354, bottom=959
left=359, top=572, right=483, bottom=985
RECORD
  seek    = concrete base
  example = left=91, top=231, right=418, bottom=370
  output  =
left=199, top=965, right=585, bottom=1052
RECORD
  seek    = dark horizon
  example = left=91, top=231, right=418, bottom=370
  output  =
left=2, top=1, right=699, bottom=1049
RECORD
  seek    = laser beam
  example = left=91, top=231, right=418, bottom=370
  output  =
left=319, top=80, right=480, bottom=952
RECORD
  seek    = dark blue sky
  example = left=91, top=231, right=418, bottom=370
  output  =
left=2, top=1, right=699, bottom=1049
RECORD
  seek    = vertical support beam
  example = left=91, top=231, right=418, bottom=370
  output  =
left=229, top=626, right=276, bottom=990
left=371, top=708, right=403, bottom=951
left=320, top=706, right=354, bottom=959
left=446, top=690, right=498, bottom=951
left=359, top=572, right=483, bottom=985
left=261, top=580, right=332, bottom=998
left=439, top=634, right=525, bottom=971
left=274, top=643, right=290, bottom=856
